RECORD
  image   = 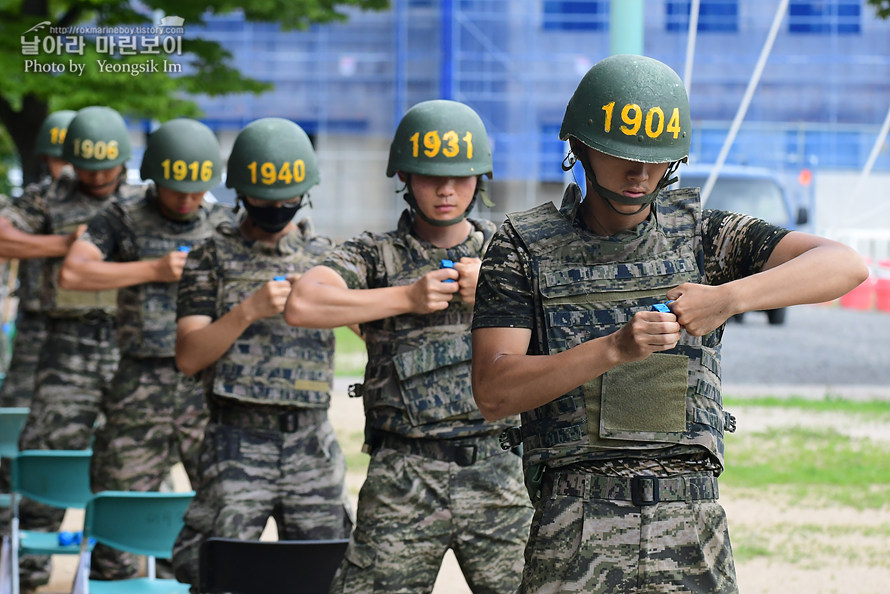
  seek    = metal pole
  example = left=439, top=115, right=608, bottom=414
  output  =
left=842, top=102, right=890, bottom=225
left=701, top=0, right=789, bottom=204
left=610, top=0, right=644, bottom=56
left=440, top=0, right=454, bottom=100
left=683, top=0, right=701, bottom=97
left=395, top=0, right=406, bottom=123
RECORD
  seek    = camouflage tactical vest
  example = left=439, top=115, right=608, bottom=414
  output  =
left=210, top=221, right=335, bottom=407
left=116, top=189, right=231, bottom=358
left=43, top=176, right=146, bottom=318
left=12, top=178, right=54, bottom=313
left=510, top=184, right=728, bottom=472
left=359, top=213, right=500, bottom=439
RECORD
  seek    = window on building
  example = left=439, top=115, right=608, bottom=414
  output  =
left=665, top=1, right=739, bottom=33
left=542, top=1, right=609, bottom=31
left=788, top=1, right=861, bottom=34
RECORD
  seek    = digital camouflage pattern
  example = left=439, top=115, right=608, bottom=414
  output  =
left=82, top=186, right=233, bottom=358
left=323, top=210, right=512, bottom=440
left=323, top=209, right=532, bottom=594
left=0, top=179, right=54, bottom=408
left=171, top=218, right=353, bottom=591
left=507, top=185, right=727, bottom=471
left=178, top=219, right=336, bottom=406
left=330, top=446, right=529, bottom=594
left=78, top=186, right=232, bottom=580
left=4, top=175, right=145, bottom=591
left=473, top=184, right=791, bottom=593
left=88, top=358, right=205, bottom=580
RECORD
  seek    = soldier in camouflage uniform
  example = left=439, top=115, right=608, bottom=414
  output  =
left=58, top=118, right=231, bottom=582
left=0, top=109, right=75, bottom=408
left=470, top=55, right=868, bottom=593
left=0, top=105, right=145, bottom=592
left=285, top=100, right=532, bottom=594
left=170, top=118, right=353, bottom=591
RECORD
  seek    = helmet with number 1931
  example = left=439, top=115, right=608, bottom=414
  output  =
left=386, top=100, right=493, bottom=179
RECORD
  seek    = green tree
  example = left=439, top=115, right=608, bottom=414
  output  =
left=0, top=0, right=388, bottom=185
left=867, top=0, right=890, bottom=18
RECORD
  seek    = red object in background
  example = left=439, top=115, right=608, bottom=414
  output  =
left=875, top=260, right=890, bottom=313
left=839, top=258, right=875, bottom=310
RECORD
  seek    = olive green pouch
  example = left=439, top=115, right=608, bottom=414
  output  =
left=598, top=353, right=689, bottom=442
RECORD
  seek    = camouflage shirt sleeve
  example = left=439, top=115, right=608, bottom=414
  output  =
left=2, top=186, right=50, bottom=234
left=176, top=239, right=220, bottom=320
left=80, top=204, right=135, bottom=261
left=321, top=232, right=382, bottom=290
left=472, top=220, right=536, bottom=330
left=701, top=209, right=791, bottom=285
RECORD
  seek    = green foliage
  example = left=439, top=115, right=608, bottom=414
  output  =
left=723, top=395, right=890, bottom=417
left=866, top=0, right=890, bottom=19
left=0, top=0, right=390, bottom=182
left=334, top=325, right=367, bottom=377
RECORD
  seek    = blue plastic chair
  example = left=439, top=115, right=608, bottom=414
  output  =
left=0, top=407, right=29, bottom=509
left=198, top=537, right=349, bottom=594
left=75, top=490, right=194, bottom=594
left=7, top=449, right=94, bottom=594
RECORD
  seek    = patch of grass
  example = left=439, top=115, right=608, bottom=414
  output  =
left=723, top=427, right=890, bottom=509
left=731, top=522, right=890, bottom=566
left=723, top=395, right=890, bottom=418
left=334, top=326, right=367, bottom=376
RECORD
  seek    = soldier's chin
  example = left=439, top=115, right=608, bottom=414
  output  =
left=84, top=181, right=117, bottom=196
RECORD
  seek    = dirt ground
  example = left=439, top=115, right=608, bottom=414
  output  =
left=38, top=381, right=890, bottom=594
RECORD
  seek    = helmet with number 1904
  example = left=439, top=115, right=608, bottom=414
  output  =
left=62, top=106, right=131, bottom=170
left=559, top=54, right=691, bottom=164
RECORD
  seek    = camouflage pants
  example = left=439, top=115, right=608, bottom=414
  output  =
left=329, top=444, right=532, bottom=594
left=0, top=310, right=46, bottom=408
left=88, top=355, right=207, bottom=581
left=13, top=316, right=118, bottom=591
left=519, top=472, right=738, bottom=593
left=171, top=405, right=354, bottom=590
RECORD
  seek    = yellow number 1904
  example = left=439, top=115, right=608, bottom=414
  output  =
left=601, top=101, right=682, bottom=140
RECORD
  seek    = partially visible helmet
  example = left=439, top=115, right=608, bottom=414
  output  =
left=62, top=106, right=131, bottom=170
left=140, top=118, right=222, bottom=193
left=225, top=118, right=319, bottom=201
left=35, top=110, right=76, bottom=158
left=386, top=100, right=493, bottom=179
left=559, top=54, right=691, bottom=164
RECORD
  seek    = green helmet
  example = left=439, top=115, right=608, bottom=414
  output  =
left=140, top=119, right=222, bottom=193
left=560, top=54, right=691, bottom=164
left=225, top=118, right=319, bottom=201
left=386, top=100, right=493, bottom=179
left=35, top=110, right=76, bottom=158
left=62, top=106, right=131, bottom=171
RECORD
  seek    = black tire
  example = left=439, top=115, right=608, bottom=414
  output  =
left=766, top=308, right=787, bottom=325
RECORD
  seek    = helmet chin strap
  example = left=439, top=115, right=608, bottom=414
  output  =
left=569, top=144, right=682, bottom=216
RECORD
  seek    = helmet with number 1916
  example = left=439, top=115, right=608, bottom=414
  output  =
left=62, top=106, right=131, bottom=170
left=225, top=117, right=319, bottom=201
left=559, top=54, right=691, bottom=164
left=386, top=100, right=493, bottom=179
left=140, top=118, right=222, bottom=193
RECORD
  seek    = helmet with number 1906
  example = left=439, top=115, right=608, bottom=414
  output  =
left=225, top=118, right=319, bottom=201
left=386, top=100, right=493, bottom=179
left=559, top=54, right=691, bottom=164
left=62, top=106, right=131, bottom=170
left=140, top=118, right=222, bottom=193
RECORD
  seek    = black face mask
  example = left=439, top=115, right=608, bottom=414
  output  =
left=241, top=199, right=302, bottom=233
